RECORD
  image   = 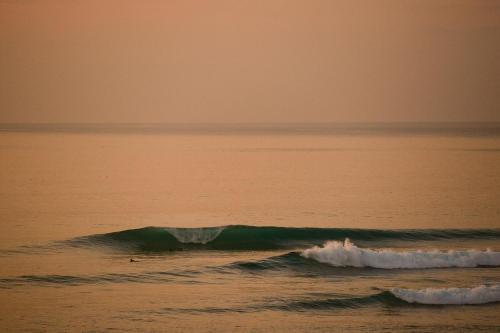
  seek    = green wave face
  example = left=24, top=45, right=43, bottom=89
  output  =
left=69, top=225, right=500, bottom=252
left=269, top=291, right=407, bottom=311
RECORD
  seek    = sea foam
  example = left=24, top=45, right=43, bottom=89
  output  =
left=301, top=239, right=500, bottom=269
left=164, top=227, right=225, bottom=244
left=391, top=285, right=500, bottom=305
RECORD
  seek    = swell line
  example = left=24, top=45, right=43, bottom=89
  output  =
left=0, top=270, right=201, bottom=289
left=134, top=285, right=500, bottom=315
left=64, top=226, right=500, bottom=252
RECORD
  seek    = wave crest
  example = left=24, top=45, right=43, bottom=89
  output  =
left=301, top=239, right=500, bottom=269
left=65, top=226, right=500, bottom=252
left=164, top=227, right=225, bottom=244
left=391, top=285, right=500, bottom=305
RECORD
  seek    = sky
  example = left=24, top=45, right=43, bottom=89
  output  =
left=1, top=0, right=499, bottom=123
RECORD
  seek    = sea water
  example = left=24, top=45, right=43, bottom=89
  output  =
left=0, top=124, right=499, bottom=332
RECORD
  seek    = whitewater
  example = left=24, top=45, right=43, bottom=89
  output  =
left=301, top=239, right=500, bottom=269
left=390, top=285, right=500, bottom=305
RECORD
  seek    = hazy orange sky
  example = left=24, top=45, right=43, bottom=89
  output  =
left=1, top=0, right=499, bottom=123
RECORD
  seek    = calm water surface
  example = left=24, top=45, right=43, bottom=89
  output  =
left=0, top=125, right=499, bottom=332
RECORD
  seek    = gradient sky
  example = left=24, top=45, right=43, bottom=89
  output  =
left=1, top=0, right=499, bottom=123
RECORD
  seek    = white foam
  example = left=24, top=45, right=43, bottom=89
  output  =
left=165, top=227, right=225, bottom=244
left=391, top=285, right=500, bottom=305
left=301, top=239, right=500, bottom=269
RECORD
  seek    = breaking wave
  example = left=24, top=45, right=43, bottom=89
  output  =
left=164, top=227, right=225, bottom=244
left=301, top=239, right=500, bottom=269
left=390, top=285, right=500, bottom=305
left=122, top=286, right=500, bottom=313
left=67, top=226, right=500, bottom=252
left=278, top=285, right=500, bottom=310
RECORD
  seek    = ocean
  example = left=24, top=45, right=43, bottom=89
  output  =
left=0, top=123, right=499, bottom=332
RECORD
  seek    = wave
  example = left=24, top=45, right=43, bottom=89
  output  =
left=0, top=270, right=200, bottom=288
left=301, top=239, right=500, bottom=269
left=391, top=285, right=500, bottom=305
left=134, top=286, right=500, bottom=314
left=271, top=292, right=401, bottom=311
left=278, top=285, right=500, bottom=310
left=68, top=226, right=500, bottom=252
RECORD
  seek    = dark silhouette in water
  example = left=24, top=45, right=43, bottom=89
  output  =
left=130, top=258, right=138, bottom=262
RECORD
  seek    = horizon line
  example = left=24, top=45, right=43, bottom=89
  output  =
left=2, top=121, right=500, bottom=136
